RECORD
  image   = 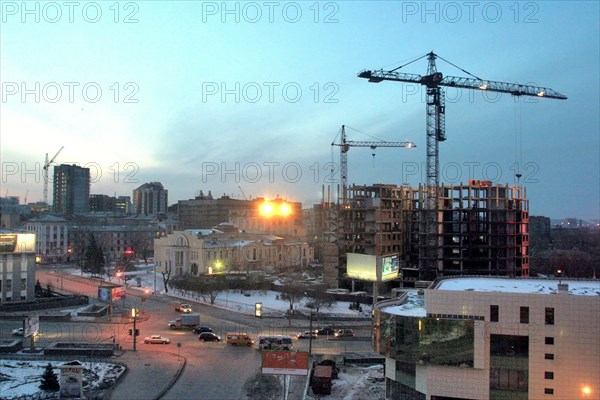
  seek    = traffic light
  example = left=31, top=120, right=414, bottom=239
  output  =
left=134, top=329, right=140, bottom=336
left=128, top=329, right=133, bottom=336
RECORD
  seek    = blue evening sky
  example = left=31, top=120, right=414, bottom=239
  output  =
left=1, top=1, right=598, bottom=220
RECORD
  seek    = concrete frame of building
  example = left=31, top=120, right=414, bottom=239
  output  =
left=373, top=276, right=600, bottom=400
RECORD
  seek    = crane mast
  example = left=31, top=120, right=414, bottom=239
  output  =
left=332, top=125, right=415, bottom=204
left=358, top=52, right=567, bottom=280
left=43, top=146, right=64, bottom=205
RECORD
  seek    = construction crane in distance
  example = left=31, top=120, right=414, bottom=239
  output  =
left=331, top=125, right=416, bottom=205
left=358, top=51, right=567, bottom=279
left=43, top=146, right=64, bottom=205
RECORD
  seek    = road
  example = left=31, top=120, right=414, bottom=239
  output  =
left=24, top=267, right=374, bottom=399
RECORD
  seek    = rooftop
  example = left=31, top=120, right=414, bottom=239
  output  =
left=435, top=276, right=600, bottom=296
left=379, top=277, right=600, bottom=318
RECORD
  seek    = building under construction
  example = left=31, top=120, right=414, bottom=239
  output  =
left=316, top=181, right=529, bottom=289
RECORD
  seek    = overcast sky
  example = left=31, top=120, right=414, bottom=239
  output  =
left=1, top=1, right=598, bottom=220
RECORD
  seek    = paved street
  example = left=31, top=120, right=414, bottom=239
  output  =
left=12, top=267, right=376, bottom=399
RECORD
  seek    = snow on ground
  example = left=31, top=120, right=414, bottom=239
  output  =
left=0, top=360, right=126, bottom=400
left=315, top=364, right=385, bottom=400
left=67, top=264, right=373, bottom=318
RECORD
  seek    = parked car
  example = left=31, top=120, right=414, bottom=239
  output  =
left=175, top=303, right=192, bottom=313
left=316, top=326, right=336, bottom=336
left=144, top=335, right=171, bottom=344
left=192, top=325, right=213, bottom=334
left=334, top=329, right=355, bottom=338
left=11, top=328, right=40, bottom=337
left=198, top=332, right=221, bottom=342
left=297, top=330, right=318, bottom=339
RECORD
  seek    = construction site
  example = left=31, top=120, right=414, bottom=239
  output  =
left=314, top=181, right=529, bottom=290
left=313, top=51, right=564, bottom=292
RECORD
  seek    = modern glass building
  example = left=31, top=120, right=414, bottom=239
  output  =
left=373, top=276, right=600, bottom=400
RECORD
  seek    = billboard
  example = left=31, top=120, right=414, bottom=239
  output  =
left=381, top=254, right=399, bottom=281
left=59, top=360, right=84, bottom=398
left=0, top=233, right=35, bottom=253
left=346, top=253, right=399, bottom=282
left=261, top=351, right=309, bottom=376
left=346, top=253, right=377, bottom=281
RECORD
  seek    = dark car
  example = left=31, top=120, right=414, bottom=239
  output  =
left=193, top=326, right=213, bottom=334
left=316, top=327, right=336, bottom=336
left=198, top=332, right=221, bottom=342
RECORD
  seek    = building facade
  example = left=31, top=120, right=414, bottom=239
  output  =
left=0, top=231, right=36, bottom=302
left=132, top=182, right=168, bottom=216
left=154, top=230, right=314, bottom=278
left=53, top=164, right=90, bottom=215
left=25, top=215, right=69, bottom=264
left=373, top=276, right=600, bottom=400
left=229, top=198, right=306, bottom=238
left=177, top=194, right=253, bottom=229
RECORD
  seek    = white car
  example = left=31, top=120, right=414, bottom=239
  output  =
left=175, top=303, right=192, bottom=313
left=11, top=328, right=40, bottom=337
left=144, top=335, right=171, bottom=344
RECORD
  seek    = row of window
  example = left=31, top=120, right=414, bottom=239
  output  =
left=0, top=278, right=28, bottom=291
left=490, top=305, right=555, bottom=325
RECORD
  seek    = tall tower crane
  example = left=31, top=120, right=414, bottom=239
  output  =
left=43, top=146, right=64, bottom=205
left=358, top=51, right=567, bottom=279
left=331, top=125, right=416, bottom=204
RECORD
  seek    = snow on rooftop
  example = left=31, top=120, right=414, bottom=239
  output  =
left=381, top=291, right=426, bottom=317
left=436, top=277, right=600, bottom=296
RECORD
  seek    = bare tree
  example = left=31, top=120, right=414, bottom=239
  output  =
left=304, top=285, right=336, bottom=314
left=280, top=283, right=305, bottom=314
left=162, top=262, right=172, bottom=293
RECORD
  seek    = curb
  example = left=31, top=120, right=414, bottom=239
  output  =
left=155, top=352, right=187, bottom=400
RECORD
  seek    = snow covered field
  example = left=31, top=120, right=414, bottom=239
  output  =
left=0, top=360, right=126, bottom=400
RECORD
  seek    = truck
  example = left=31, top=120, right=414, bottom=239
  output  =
left=168, top=313, right=200, bottom=329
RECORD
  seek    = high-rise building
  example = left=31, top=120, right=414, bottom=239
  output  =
left=52, top=164, right=90, bottom=215
left=316, top=181, right=530, bottom=289
left=132, top=182, right=168, bottom=216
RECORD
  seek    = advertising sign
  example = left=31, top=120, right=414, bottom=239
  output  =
left=98, top=287, right=111, bottom=303
left=25, top=315, right=40, bottom=337
left=112, top=286, right=126, bottom=299
left=261, top=351, right=309, bottom=376
left=59, top=361, right=84, bottom=399
left=380, top=254, right=399, bottom=281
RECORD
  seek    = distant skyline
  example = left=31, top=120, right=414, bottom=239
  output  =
left=1, top=1, right=598, bottom=220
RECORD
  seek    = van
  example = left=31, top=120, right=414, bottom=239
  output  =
left=225, top=332, right=254, bottom=346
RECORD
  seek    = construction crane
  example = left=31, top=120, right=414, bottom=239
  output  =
left=331, top=125, right=416, bottom=204
left=43, top=146, right=64, bottom=205
left=358, top=51, right=567, bottom=279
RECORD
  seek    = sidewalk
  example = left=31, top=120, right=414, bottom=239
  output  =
left=107, top=349, right=186, bottom=400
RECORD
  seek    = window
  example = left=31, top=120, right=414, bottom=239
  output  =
left=544, top=371, right=554, bottom=380
left=545, top=337, right=554, bottom=345
left=545, top=308, right=555, bottom=325
left=520, top=306, right=529, bottom=323
left=490, top=305, right=499, bottom=322
left=545, top=353, right=554, bottom=360
left=21, top=278, right=26, bottom=290
left=544, top=388, right=554, bottom=394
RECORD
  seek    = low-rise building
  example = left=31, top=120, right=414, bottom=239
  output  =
left=154, top=229, right=313, bottom=278
left=373, top=276, right=600, bottom=400
left=24, top=215, right=69, bottom=264
left=0, top=231, right=36, bottom=301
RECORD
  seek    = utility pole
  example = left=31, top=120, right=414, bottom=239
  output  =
left=132, top=308, right=138, bottom=352
left=308, top=311, right=314, bottom=356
